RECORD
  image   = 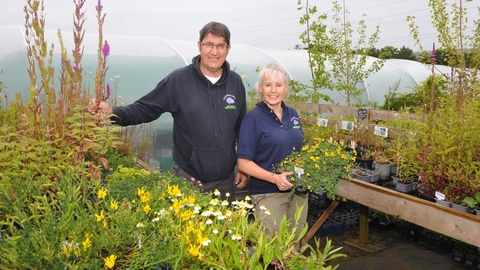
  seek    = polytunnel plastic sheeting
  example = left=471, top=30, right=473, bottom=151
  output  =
left=361, top=57, right=421, bottom=106
left=0, top=25, right=30, bottom=98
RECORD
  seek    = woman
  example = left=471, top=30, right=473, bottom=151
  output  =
left=237, top=63, right=307, bottom=250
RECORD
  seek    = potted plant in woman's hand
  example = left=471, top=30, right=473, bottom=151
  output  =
left=276, top=137, right=355, bottom=200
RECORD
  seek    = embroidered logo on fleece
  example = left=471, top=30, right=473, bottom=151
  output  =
left=291, top=117, right=301, bottom=129
left=223, top=94, right=237, bottom=109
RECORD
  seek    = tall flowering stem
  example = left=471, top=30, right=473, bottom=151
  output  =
left=57, top=0, right=86, bottom=116
left=430, top=42, right=436, bottom=112
left=24, top=0, right=59, bottom=138
left=94, top=0, right=109, bottom=109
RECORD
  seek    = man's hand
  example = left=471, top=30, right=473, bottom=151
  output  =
left=88, top=98, right=113, bottom=121
left=235, top=170, right=248, bottom=189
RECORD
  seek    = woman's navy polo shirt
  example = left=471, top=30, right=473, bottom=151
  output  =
left=237, top=101, right=304, bottom=195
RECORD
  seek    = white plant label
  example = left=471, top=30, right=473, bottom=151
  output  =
left=435, top=191, right=446, bottom=201
left=317, top=118, right=328, bottom=127
left=294, top=167, right=304, bottom=178
left=341, top=121, right=354, bottom=131
left=374, top=126, right=389, bottom=137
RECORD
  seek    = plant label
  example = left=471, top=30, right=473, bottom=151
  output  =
left=342, top=121, right=354, bottom=131
left=435, top=191, right=446, bottom=200
left=317, top=118, right=328, bottom=127
left=374, top=126, right=389, bottom=137
left=294, top=167, right=304, bottom=178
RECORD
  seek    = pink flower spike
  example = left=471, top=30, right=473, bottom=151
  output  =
left=96, top=3, right=103, bottom=11
left=103, top=84, right=111, bottom=100
left=102, top=40, right=110, bottom=56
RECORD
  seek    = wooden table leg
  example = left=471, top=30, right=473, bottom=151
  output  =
left=301, top=200, right=339, bottom=246
left=359, top=204, right=369, bottom=245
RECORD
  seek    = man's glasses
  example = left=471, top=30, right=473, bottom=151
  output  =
left=201, top=42, right=228, bottom=51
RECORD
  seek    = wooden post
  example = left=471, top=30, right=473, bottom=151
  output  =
left=359, top=205, right=369, bottom=245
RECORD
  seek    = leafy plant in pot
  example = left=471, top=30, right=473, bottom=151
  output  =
left=351, top=123, right=380, bottom=170
left=351, top=165, right=380, bottom=183
left=387, top=114, right=425, bottom=182
left=463, top=192, right=480, bottom=215
left=355, top=148, right=375, bottom=170
left=416, top=84, right=480, bottom=205
left=372, top=148, right=393, bottom=180
left=276, top=137, right=355, bottom=200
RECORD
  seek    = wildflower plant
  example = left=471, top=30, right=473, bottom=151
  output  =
left=0, top=166, right=344, bottom=269
left=276, top=137, right=355, bottom=199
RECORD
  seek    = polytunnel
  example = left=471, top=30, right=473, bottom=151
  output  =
left=0, top=25, right=449, bottom=170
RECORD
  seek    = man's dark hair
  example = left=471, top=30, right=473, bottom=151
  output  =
left=199, top=21, right=231, bottom=46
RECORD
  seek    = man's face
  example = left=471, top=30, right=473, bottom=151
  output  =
left=197, top=33, right=230, bottom=77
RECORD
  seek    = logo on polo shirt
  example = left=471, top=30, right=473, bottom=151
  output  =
left=291, top=117, right=301, bottom=129
left=224, top=94, right=237, bottom=109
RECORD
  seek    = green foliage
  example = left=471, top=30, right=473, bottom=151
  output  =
left=368, top=46, right=418, bottom=61
left=416, top=97, right=480, bottom=203
left=405, top=0, right=480, bottom=203
left=386, top=115, right=426, bottom=181
left=0, top=168, right=345, bottom=269
left=298, top=0, right=385, bottom=106
left=381, top=75, right=450, bottom=113
left=463, top=192, right=480, bottom=208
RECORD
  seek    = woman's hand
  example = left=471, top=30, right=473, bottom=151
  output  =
left=273, top=172, right=294, bottom=191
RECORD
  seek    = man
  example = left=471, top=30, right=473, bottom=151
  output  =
left=90, top=21, right=248, bottom=201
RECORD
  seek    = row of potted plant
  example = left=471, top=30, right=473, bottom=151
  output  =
left=296, top=104, right=480, bottom=215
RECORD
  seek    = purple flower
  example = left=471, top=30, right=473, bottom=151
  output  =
left=103, top=84, right=111, bottom=100
left=96, top=3, right=103, bottom=11
left=102, top=40, right=110, bottom=56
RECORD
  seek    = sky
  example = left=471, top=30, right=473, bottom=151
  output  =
left=0, top=0, right=478, bottom=51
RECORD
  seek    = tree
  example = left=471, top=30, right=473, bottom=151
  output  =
left=378, top=46, right=398, bottom=59
left=407, top=0, right=480, bottom=108
left=396, top=46, right=418, bottom=61
left=298, top=0, right=385, bottom=106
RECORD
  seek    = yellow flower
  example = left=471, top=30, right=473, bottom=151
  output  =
left=167, top=184, right=182, bottom=197
left=186, top=195, right=196, bottom=206
left=97, top=187, right=107, bottom=199
left=110, top=200, right=119, bottom=210
left=143, top=204, right=151, bottom=214
left=188, top=243, right=202, bottom=258
left=180, top=209, right=195, bottom=221
left=82, top=234, right=92, bottom=252
left=104, top=254, right=117, bottom=269
left=95, top=210, right=104, bottom=222
left=140, top=191, right=152, bottom=203
left=137, top=187, right=146, bottom=197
